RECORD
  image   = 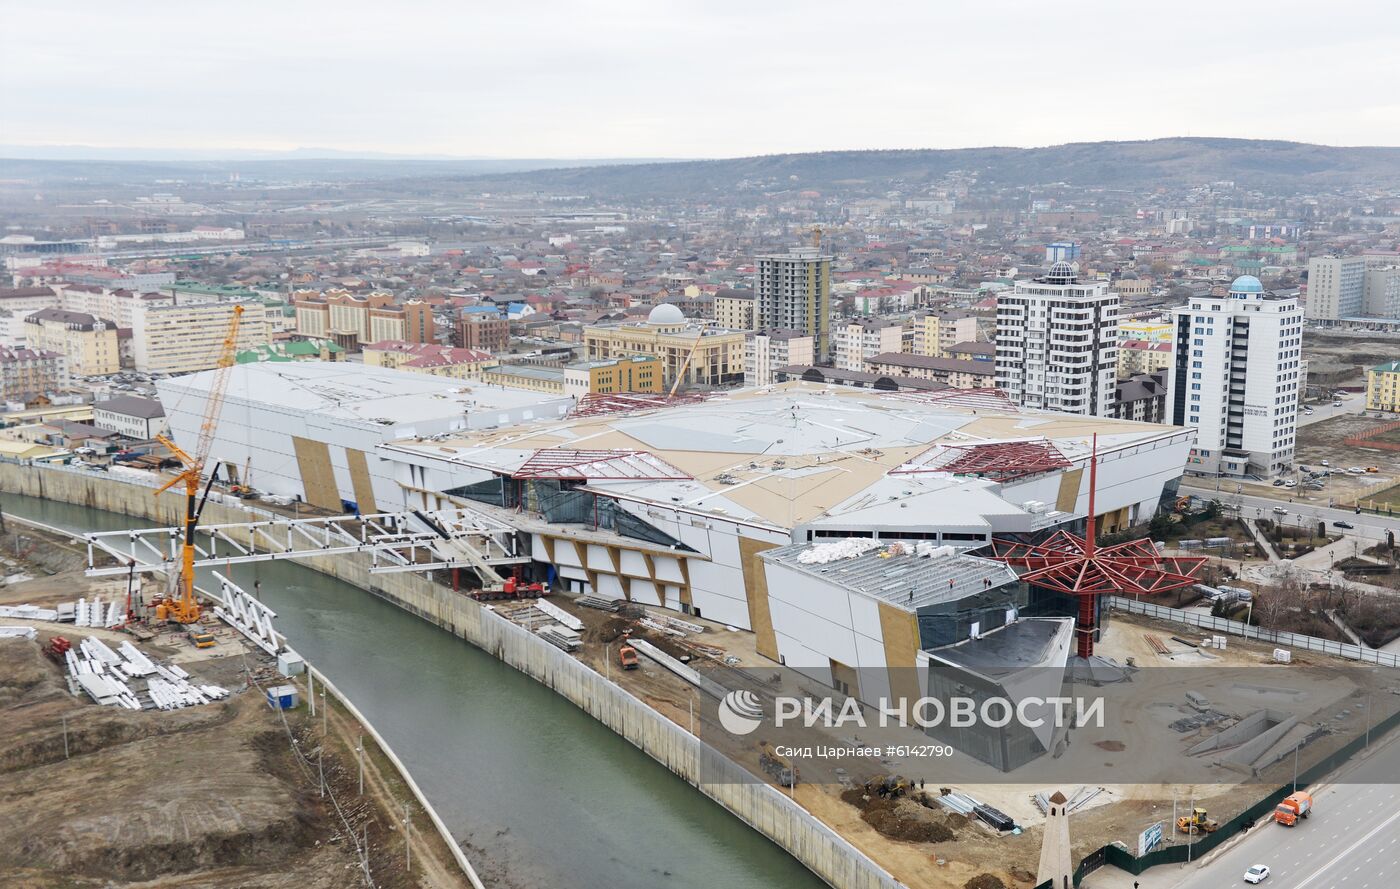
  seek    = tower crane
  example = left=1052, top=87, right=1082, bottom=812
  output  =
left=151, top=305, right=244, bottom=625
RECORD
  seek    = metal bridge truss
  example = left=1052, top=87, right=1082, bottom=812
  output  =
left=82, top=508, right=530, bottom=582
left=210, top=570, right=282, bottom=655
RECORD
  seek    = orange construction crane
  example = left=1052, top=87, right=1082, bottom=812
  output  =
left=152, top=304, right=244, bottom=624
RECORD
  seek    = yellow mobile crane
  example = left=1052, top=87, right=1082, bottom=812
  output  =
left=151, top=305, right=244, bottom=625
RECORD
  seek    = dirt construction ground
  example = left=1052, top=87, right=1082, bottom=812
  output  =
left=541, top=596, right=1400, bottom=889
left=0, top=521, right=473, bottom=889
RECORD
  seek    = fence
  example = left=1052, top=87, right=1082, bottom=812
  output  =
left=1076, top=703, right=1400, bottom=882
left=1107, top=596, right=1400, bottom=668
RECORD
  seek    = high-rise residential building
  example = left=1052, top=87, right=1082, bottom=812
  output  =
left=1167, top=276, right=1303, bottom=478
left=0, top=287, right=62, bottom=345
left=1305, top=255, right=1366, bottom=322
left=833, top=318, right=903, bottom=372
left=713, top=288, right=756, bottom=330
left=129, top=300, right=270, bottom=374
left=744, top=330, right=814, bottom=387
left=1363, top=267, right=1400, bottom=319
left=23, top=308, right=121, bottom=377
left=994, top=262, right=1119, bottom=416
left=755, top=247, right=832, bottom=362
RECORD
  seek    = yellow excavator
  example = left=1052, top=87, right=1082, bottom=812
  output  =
left=151, top=304, right=244, bottom=626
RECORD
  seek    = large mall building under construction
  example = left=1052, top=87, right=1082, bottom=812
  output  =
left=161, top=364, right=1195, bottom=751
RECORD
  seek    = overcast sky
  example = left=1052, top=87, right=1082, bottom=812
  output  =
left=3, top=0, right=1397, bottom=158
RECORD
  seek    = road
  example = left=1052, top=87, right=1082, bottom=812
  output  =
left=1090, top=735, right=1400, bottom=889
left=1180, top=483, right=1397, bottom=545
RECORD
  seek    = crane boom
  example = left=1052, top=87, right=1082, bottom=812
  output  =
left=152, top=304, right=244, bottom=624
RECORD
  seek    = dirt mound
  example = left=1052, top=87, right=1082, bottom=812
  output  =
left=965, top=875, right=1007, bottom=889
left=0, top=638, right=60, bottom=707
left=1094, top=740, right=1126, bottom=752
left=590, top=617, right=632, bottom=644
left=840, top=788, right=956, bottom=843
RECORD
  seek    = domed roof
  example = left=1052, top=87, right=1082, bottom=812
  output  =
left=1229, top=275, right=1264, bottom=294
left=646, top=303, right=686, bottom=325
left=1046, top=260, right=1078, bottom=284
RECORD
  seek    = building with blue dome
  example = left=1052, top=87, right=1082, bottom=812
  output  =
left=1167, top=278, right=1304, bottom=478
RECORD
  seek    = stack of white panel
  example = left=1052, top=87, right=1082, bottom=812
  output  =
left=74, top=597, right=89, bottom=627
left=104, top=602, right=123, bottom=628
left=0, top=604, right=59, bottom=621
left=117, top=641, right=156, bottom=677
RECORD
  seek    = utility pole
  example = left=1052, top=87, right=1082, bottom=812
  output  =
left=1293, top=743, right=1299, bottom=793
left=358, top=735, right=364, bottom=796
left=61, top=715, right=69, bottom=759
left=403, top=802, right=412, bottom=872
left=319, top=747, right=325, bottom=798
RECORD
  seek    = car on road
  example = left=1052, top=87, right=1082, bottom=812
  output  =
left=1272, top=479, right=1285, bottom=486
left=1321, top=460, right=1331, bottom=467
left=1348, top=467, right=1366, bottom=474
left=1333, top=521, right=1354, bottom=529
left=1244, top=864, right=1270, bottom=883
left=1284, top=480, right=1297, bottom=488
left=1333, top=401, right=1343, bottom=406
left=1273, top=507, right=1289, bottom=515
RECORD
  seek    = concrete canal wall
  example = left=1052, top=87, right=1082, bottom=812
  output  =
left=0, top=463, right=906, bottom=889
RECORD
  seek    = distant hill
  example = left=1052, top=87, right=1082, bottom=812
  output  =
left=445, top=138, right=1400, bottom=197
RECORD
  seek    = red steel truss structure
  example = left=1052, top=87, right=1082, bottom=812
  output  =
left=891, top=438, right=1072, bottom=480
left=983, top=434, right=1207, bottom=658
left=884, top=387, right=1019, bottom=413
left=512, top=449, right=692, bottom=481
left=570, top=391, right=711, bottom=418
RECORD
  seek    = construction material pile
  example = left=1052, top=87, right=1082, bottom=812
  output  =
left=796, top=538, right=882, bottom=565
left=64, top=636, right=230, bottom=711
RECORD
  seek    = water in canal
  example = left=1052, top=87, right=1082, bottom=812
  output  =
left=0, top=492, right=826, bottom=889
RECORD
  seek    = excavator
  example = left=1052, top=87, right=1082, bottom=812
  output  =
left=151, top=305, right=244, bottom=627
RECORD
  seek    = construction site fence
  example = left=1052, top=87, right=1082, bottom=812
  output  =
left=1107, top=596, right=1400, bottom=668
left=1074, top=703, right=1400, bottom=883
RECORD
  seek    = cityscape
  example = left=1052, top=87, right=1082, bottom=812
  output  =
left=2, top=4, right=1399, bottom=889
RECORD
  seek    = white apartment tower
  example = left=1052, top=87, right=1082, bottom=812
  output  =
left=1167, top=276, right=1302, bottom=477
left=995, top=262, right=1118, bottom=416
left=755, top=246, right=832, bottom=362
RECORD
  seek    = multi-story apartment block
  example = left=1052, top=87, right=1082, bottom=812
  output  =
left=455, top=312, right=510, bottom=352
left=292, top=290, right=433, bottom=348
left=994, top=262, right=1119, bottom=416
left=1116, top=339, right=1173, bottom=379
left=1112, top=371, right=1168, bottom=424
left=865, top=353, right=995, bottom=389
left=1366, top=361, right=1400, bottom=414
left=714, top=289, right=756, bottom=330
left=0, top=287, right=62, bottom=345
left=1167, top=276, right=1302, bottom=477
left=833, top=318, right=903, bottom=373
left=913, top=309, right=979, bottom=358
left=0, top=346, right=67, bottom=399
left=129, top=300, right=270, bottom=374
left=755, top=247, right=832, bottom=362
left=1363, top=267, right=1400, bottom=319
left=1306, top=256, right=1366, bottom=322
left=744, top=330, right=815, bottom=387
left=23, top=308, right=121, bottom=376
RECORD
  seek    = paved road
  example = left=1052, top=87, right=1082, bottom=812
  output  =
left=1090, top=735, right=1400, bottom=889
left=1296, top=393, right=1363, bottom=428
left=1180, top=484, right=1398, bottom=544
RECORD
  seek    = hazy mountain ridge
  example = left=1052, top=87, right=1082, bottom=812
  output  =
left=445, top=138, right=1400, bottom=196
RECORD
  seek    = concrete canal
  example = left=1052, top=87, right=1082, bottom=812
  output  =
left=0, top=491, right=827, bottom=889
